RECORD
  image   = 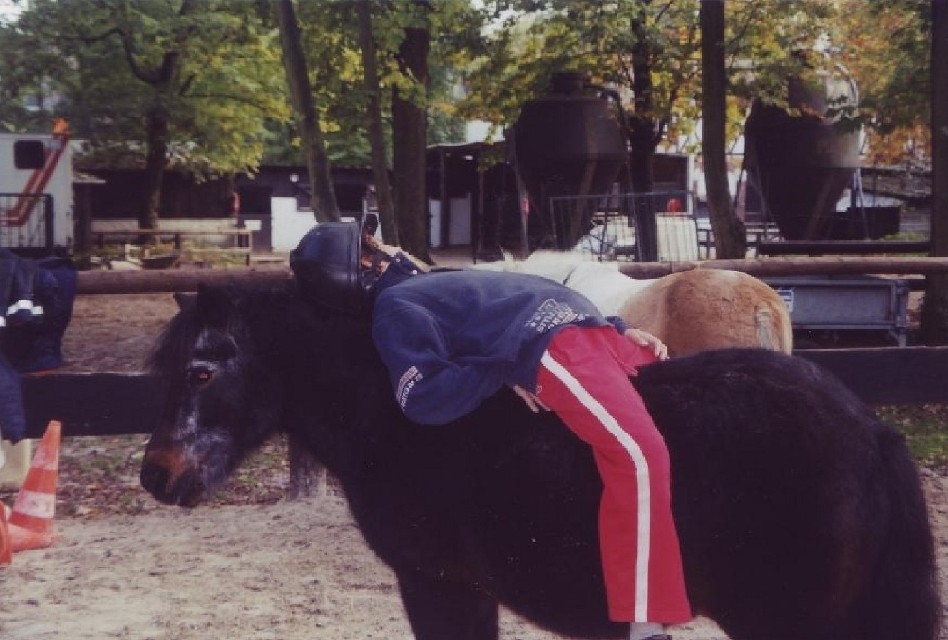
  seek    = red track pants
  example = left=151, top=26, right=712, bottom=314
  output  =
left=535, top=326, right=692, bottom=624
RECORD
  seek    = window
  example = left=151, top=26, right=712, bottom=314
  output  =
left=13, top=140, right=45, bottom=170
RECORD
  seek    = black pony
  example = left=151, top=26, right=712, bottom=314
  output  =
left=140, top=284, right=939, bottom=640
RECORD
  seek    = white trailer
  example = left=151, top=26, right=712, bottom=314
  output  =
left=0, top=120, right=73, bottom=254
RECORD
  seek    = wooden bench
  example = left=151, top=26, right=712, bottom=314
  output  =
left=697, top=221, right=780, bottom=258
left=94, top=228, right=253, bottom=265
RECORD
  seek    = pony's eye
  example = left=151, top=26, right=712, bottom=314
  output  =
left=186, top=365, right=214, bottom=387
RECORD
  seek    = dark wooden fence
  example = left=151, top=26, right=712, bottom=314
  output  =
left=21, top=346, right=948, bottom=440
left=19, top=259, right=948, bottom=439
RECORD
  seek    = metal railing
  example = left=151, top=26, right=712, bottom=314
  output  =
left=548, top=190, right=693, bottom=262
left=0, top=193, right=54, bottom=253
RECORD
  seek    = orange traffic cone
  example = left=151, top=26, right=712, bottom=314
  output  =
left=7, top=506, right=57, bottom=552
left=0, top=502, right=12, bottom=564
left=8, top=420, right=60, bottom=551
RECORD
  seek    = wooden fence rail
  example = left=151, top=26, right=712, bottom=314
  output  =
left=74, top=256, right=948, bottom=295
left=756, top=240, right=932, bottom=257
left=76, top=265, right=292, bottom=294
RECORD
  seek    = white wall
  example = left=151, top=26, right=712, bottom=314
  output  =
left=0, top=133, right=73, bottom=248
left=271, top=197, right=317, bottom=252
left=448, top=197, right=471, bottom=245
left=428, top=196, right=472, bottom=247
left=428, top=199, right=442, bottom=248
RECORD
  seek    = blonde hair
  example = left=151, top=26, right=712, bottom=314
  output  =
left=361, top=231, right=430, bottom=274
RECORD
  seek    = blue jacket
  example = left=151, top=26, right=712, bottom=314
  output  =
left=371, top=255, right=627, bottom=425
left=0, top=252, right=76, bottom=443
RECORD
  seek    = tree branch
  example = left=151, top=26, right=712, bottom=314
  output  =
left=120, top=32, right=162, bottom=85
left=186, top=92, right=281, bottom=112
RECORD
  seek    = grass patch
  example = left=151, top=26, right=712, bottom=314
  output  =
left=877, top=404, right=948, bottom=468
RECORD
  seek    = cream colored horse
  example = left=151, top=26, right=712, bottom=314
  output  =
left=474, top=252, right=793, bottom=357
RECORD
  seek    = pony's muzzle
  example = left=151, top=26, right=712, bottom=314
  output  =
left=140, top=450, right=206, bottom=507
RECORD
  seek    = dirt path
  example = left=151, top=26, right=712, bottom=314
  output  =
left=0, top=493, right=739, bottom=640
left=2, top=471, right=947, bottom=640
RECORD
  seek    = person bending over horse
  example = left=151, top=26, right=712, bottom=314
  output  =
left=291, top=222, right=692, bottom=640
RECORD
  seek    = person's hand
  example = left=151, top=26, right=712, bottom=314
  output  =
left=512, top=384, right=550, bottom=413
left=624, top=328, right=669, bottom=361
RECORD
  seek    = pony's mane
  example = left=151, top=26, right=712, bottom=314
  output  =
left=148, top=284, right=377, bottom=381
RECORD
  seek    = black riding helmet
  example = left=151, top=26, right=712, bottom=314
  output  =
left=290, top=221, right=366, bottom=313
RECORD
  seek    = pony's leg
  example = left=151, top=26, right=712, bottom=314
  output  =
left=395, top=568, right=499, bottom=640
left=287, top=433, right=325, bottom=499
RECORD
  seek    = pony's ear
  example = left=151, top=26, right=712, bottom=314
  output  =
left=173, top=292, right=197, bottom=311
left=194, top=284, right=238, bottom=328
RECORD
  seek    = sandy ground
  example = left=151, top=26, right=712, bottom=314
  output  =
left=2, top=276, right=947, bottom=640
left=2, top=469, right=947, bottom=640
left=0, top=494, right=741, bottom=640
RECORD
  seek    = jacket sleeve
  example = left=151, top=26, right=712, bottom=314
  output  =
left=372, top=302, right=506, bottom=426
left=605, top=315, right=630, bottom=334
left=0, top=350, right=26, bottom=443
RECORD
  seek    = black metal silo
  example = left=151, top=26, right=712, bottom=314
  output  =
left=744, top=69, right=860, bottom=240
left=508, top=73, right=628, bottom=250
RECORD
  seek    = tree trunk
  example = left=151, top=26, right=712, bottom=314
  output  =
left=629, top=8, right=658, bottom=261
left=140, top=105, right=169, bottom=231
left=224, top=174, right=239, bottom=220
left=628, top=64, right=655, bottom=193
left=118, top=4, right=191, bottom=231
left=392, top=12, right=432, bottom=263
left=273, top=0, right=340, bottom=223
left=920, top=0, right=948, bottom=343
left=700, top=0, right=746, bottom=259
left=357, top=0, right=398, bottom=244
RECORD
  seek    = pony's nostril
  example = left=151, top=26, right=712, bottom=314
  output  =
left=140, top=464, right=172, bottom=500
left=140, top=461, right=206, bottom=507
left=174, top=473, right=206, bottom=508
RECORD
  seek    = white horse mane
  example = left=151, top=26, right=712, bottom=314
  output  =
left=471, top=251, right=654, bottom=317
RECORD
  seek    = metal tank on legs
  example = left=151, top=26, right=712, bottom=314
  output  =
left=743, top=60, right=861, bottom=241
left=508, top=73, right=628, bottom=251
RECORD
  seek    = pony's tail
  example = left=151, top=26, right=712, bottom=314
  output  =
left=857, top=427, right=940, bottom=640
left=753, top=304, right=794, bottom=354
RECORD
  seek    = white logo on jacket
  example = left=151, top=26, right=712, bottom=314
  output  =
left=524, top=299, right=587, bottom=333
left=396, top=365, right=423, bottom=409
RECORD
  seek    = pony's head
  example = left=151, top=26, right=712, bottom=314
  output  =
left=140, top=285, right=288, bottom=506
